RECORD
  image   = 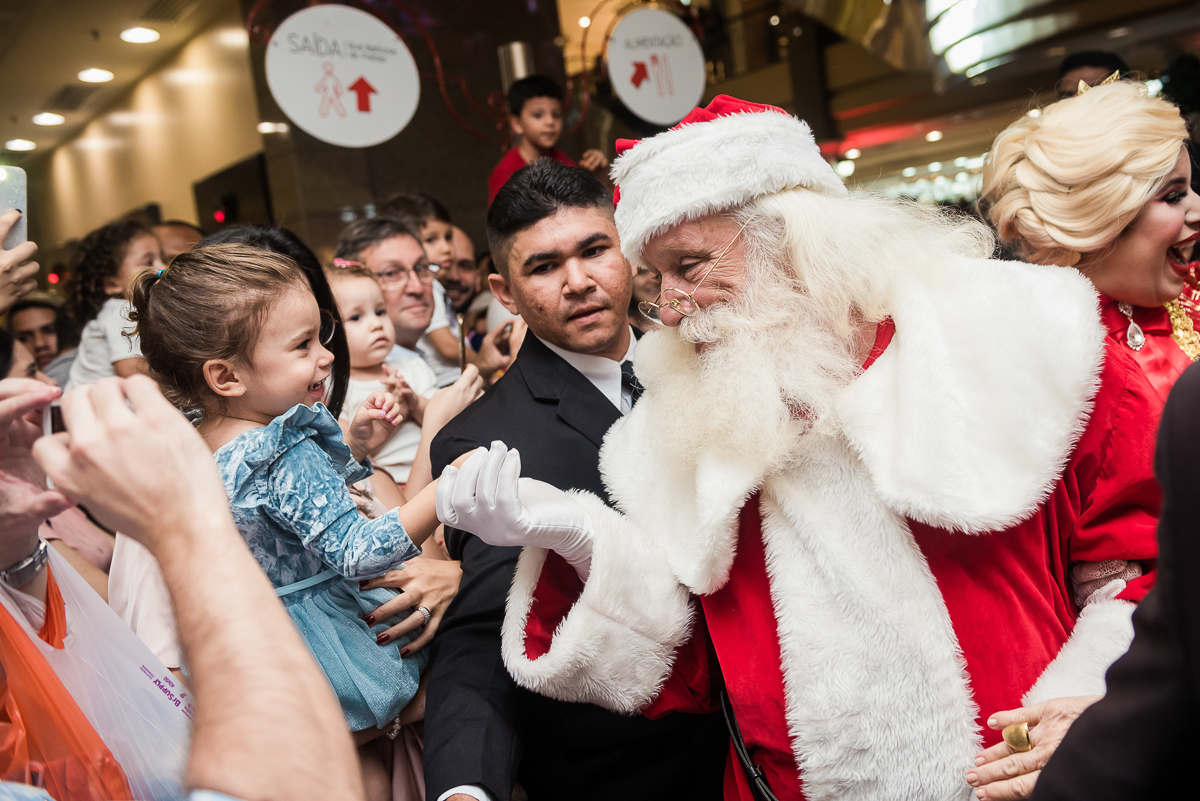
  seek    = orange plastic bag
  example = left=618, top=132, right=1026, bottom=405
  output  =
left=0, top=565, right=133, bottom=799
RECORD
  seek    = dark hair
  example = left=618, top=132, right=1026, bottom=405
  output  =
left=335, top=216, right=422, bottom=263
left=0, top=329, right=13, bottom=379
left=380, top=191, right=452, bottom=228
left=1058, top=50, right=1130, bottom=79
left=198, top=225, right=349, bottom=418
left=486, top=160, right=611, bottom=276
left=156, top=219, right=205, bottom=236
left=65, top=219, right=154, bottom=326
left=508, top=75, right=564, bottom=116
left=7, top=292, right=60, bottom=328
left=129, top=244, right=308, bottom=413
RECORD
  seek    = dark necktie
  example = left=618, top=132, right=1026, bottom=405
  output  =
left=621, top=360, right=643, bottom=409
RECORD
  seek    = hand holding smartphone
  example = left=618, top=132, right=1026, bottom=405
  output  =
left=0, top=166, right=38, bottom=315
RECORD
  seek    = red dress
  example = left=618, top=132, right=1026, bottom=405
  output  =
left=1099, top=293, right=1199, bottom=404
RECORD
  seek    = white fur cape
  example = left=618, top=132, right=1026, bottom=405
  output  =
left=500, top=256, right=1133, bottom=801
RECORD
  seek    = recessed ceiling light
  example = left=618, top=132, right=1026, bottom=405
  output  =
left=257, top=121, right=289, bottom=134
left=78, top=68, right=115, bottom=83
left=835, top=160, right=855, bottom=177
left=925, top=130, right=944, bottom=142
left=769, top=15, right=780, bottom=26
left=5, top=139, right=36, bottom=151
left=579, top=16, right=591, bottom=27
left=928, top=161, right=943, bottom=172
left=120, top=27, right=160, bottom=43
left=32, top=113, right=65, bottom=126
left=902, top=167, right=917, bottom=177
left=845, top=148, right=861, bottom=159
left=1107, top=27, right=1130, bottom=39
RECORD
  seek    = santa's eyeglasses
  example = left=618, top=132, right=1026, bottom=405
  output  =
left=638, top=222, right=747, bottom=324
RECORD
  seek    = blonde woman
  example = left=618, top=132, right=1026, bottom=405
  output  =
left=984, top=79, right=1200, bottom=403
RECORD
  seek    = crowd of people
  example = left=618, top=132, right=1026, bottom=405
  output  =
left=1, top=56, right=1199, bottom=801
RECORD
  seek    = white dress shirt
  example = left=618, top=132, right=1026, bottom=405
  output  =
left=436, top=328, right=637, bottom=801
left=539, top=328, right=638, bottom=415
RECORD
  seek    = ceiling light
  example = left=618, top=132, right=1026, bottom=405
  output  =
left=925, top=130, right=944, bottom=142
left=32, top=113, right=64, bottom=126
left=120, top=27, right=160, bottom=43
left=1027, top=108, right=1041, bottom=117
left=5, top=139, right=36, bottom=151
left=902, top=167, right=917, bottom=177
left=769, top=15, right=781, bottom=26
left=257, top=121, right=289, bottom=134
left=78, top=68, right=114, bottom=83
left=1107, top=27, right=1130, bottom=39
left=845, top=148, right=861, bottom=159
left=928, top=162, right=943, bottom=172
left=835, top=160, right=855, bottom=178
left=579, top=16, right=591, bottom=27
left=970, top=76, right=988, bottom=86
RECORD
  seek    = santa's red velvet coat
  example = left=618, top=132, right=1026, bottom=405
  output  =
left=497, top=257, right=1161, bottom=801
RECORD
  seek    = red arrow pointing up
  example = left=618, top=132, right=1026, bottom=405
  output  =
left=630, top=61, right=649, bottom=89
left=348, top=77, right=377, bottom=112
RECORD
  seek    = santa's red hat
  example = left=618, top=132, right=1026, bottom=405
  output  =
left=611, top=95, right=846, bottom=264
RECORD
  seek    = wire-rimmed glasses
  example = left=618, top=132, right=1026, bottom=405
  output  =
left=638, top=222, right=748, bottom=324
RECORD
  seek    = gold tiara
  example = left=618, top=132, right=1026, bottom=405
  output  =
left=1076, top=71, right=1121, bottom=97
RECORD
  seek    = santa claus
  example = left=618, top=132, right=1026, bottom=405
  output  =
left=436, top=96, right=1161, bottom=801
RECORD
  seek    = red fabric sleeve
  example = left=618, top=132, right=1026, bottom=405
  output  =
left=1068, top=343, right=1163, bottom=602
left=523, top=550, right=715, bottom=716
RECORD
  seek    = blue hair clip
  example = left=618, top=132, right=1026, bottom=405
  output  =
left=157, top=269, right=165, bottom=277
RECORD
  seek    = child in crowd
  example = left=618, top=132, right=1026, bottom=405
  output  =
left=326, top=260, right=439, bottom=489
left=381, top=191, right=463, bottom=386
left=64, top=220, right=165, bottom=389
left=129, top=244, right=448, bottom=798
left=487, top=75, right=610, bottom=203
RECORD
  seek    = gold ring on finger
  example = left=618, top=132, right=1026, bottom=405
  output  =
left=1002, top=721, right=1032, bottom=753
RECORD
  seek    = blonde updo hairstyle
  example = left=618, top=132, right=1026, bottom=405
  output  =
left=983, top=80, right=1187, bottom=267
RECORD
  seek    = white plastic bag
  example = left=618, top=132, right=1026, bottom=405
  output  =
left=0, top=547, right=191, bottom=800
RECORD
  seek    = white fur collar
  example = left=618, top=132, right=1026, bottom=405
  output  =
left=601, top=256, right=1105, bottom=594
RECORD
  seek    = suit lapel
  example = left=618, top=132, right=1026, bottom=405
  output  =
left=517, top=336, right=622, bottom=449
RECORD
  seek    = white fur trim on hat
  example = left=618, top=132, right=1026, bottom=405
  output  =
left=612, top=108, right=847, bottom=263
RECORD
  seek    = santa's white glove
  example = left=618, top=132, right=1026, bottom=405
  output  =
left=437, top=441, right=594, bottom=579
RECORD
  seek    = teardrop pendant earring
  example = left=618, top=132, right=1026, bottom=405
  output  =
left=1118, top=302, right=1145, bottom=351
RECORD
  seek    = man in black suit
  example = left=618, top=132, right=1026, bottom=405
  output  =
left=1026, top=361, right=1200, bottom=800
left=425, top=161, right=728, bottom=801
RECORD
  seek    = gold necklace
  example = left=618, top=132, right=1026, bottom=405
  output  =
left=1165, top=300, right=1200, bottom=362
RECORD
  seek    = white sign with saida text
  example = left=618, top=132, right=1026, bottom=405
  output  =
left=608, top=8, right=706, bottom=126
left=266, top=5, right=420, bottom=148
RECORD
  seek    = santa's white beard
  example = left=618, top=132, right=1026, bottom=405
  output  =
left=635, top=275, right=863, bottom=474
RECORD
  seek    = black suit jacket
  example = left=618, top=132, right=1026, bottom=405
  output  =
left=425, top=335, right=728, bottom=801
left=1032, top=361, right=1200, bottom=799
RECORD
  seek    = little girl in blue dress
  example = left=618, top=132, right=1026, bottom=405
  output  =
left=128, top=244, right=450, bottom=743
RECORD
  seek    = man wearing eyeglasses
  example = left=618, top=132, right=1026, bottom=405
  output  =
left=424, top=161, right=728, bottom=801
left=437, top=96, right=1162, bottom=801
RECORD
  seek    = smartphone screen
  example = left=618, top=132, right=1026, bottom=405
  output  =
left=0, top=166, right=28, bottom=250
left=43, top=401, right=63, bottom=490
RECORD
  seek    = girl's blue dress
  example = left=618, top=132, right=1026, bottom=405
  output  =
left=213, top=403, right=428, bottom=731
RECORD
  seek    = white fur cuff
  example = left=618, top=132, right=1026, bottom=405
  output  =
left=501, top=491, right=693, bottom=714
left=1022, top=597, right=1136, bottom=706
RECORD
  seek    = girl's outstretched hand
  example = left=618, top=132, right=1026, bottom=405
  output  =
left=347, top=391, right=402, bottom=463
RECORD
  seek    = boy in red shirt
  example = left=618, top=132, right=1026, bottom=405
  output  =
left=488, top=75, right=609, bottom=203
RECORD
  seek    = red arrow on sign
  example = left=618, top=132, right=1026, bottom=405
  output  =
left=348, top=77, right=377, bottom=112
left=630, top=61, right=649, bottom=88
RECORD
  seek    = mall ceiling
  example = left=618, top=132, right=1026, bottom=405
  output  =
left=0, top=0, right=231, bottom=163
left=3, top=0, right=1199, bottom=185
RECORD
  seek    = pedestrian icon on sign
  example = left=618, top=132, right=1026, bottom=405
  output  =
left=315, top=62, right=347, bottom=118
